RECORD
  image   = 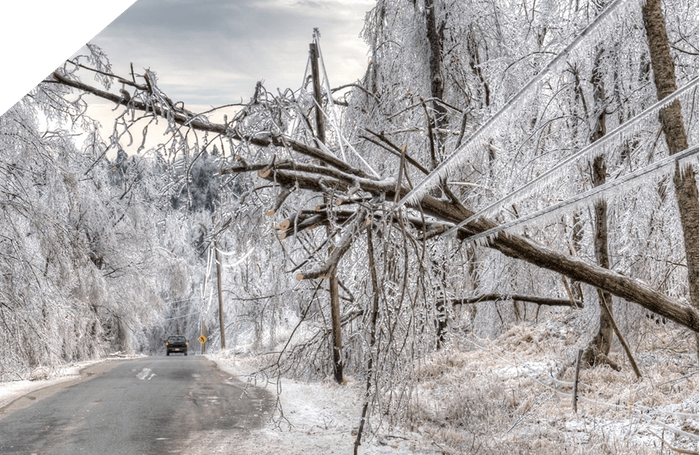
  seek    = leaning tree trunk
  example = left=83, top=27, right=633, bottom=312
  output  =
left=642, top=0, right=699, bottom=309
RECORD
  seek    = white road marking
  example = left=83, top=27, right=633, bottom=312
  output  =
left=136, top=368, right=151, bottom=380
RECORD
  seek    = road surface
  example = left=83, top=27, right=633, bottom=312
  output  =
left=0, top=356, right=273, bottom=454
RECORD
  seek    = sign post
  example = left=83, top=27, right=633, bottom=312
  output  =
left=200, top=320, right=207, bottom=355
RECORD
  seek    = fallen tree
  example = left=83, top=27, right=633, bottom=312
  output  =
left=47, top=64, right=699, bottom=332
left=244, top=165, right=698, bottom=332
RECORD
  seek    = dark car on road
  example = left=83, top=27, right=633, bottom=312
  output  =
left=166, top=336, right=188, bottom=356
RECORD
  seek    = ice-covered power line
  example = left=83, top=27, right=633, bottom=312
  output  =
left=215, top=245, right=255, bottom=267
left=162, top=311, right=201, bottom=321
left=458, top=145, right=698, bottom=245
left=314, top=28, right=346, bottom=162
left=443, top=77, right=698, bottom=237
left=393, top=0, right=636, bottom=208
left=314, top=30, right=380, bottom=178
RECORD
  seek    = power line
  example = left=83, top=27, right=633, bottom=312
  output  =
left=445, top=77, right=698, bottom=237
left=459, top=145, right=698, bottom=244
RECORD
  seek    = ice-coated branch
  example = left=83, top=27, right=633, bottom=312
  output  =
left=296, top=209, right=369, bottom=280
left=50, top=71, right=369, bottom=178
left=360, top=129, right=430, bottom=175
left=266, top=185, right=293, bottom=216
left=275, top=213, right=326, bottom=241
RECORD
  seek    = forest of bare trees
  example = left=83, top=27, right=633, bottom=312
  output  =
left=0, top=0, right=697, bottom=452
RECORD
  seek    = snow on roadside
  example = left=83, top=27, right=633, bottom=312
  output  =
left=207, top=351, right=436, bottom=454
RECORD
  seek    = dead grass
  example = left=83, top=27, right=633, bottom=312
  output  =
left=410, top=317, right=698, bottom=454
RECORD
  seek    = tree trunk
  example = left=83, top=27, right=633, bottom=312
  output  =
left=567, top=212, right=585, bottom=304
left=432, top=255, right=448, bottom=349
left=424, top=0, right=448, bottom=152
left=425, top=0, right=450, bottom=348
left=642, top=0, right=699, bottom=308
left=584, top=156, right=616, bottom=365
left=583, top=47, right=614, bottom=365
left=329, top=270, right=344, bottom=384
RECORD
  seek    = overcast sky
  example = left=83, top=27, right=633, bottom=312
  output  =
left=84, top=0, right=374, bottom=109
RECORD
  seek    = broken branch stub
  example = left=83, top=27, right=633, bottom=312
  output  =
left=274, top=219, right=291, bottom=231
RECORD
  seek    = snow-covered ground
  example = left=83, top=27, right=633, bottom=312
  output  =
left=411, top=319, right=699, bottom=454
left=205, top=352, right=436, bottom=454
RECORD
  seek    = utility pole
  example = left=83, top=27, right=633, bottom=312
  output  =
left=310, top=40, right=326, bottom=144
left=214, top=240, right=226, bottom=349
left=310, top=32, right=343, bottom=384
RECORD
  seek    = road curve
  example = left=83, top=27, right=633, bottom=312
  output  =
left=0, top=356, right=273, bottom=454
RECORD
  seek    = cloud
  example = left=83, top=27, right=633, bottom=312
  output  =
left=86, top=0, right=373, bottom=106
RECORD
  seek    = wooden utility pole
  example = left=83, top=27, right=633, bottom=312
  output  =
left=310, top=40, right=326, bottom=146
left=214, top=240, right=226, bottom=349
left=310, top=35, right=343, bottom=384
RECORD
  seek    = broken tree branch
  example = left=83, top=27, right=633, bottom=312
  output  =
left=452, top=293, right=583, bottom=308
left=597, top=290, right=642, bottom=379
left=266, top=185, right=293, bottom=216
left=296, top=209, right=369, bottom=280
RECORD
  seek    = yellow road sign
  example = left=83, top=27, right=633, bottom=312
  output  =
left=198, top=335, right=207, bottom=344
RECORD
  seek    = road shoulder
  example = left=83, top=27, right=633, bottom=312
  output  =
left=0, top=356, right=136, bottom=417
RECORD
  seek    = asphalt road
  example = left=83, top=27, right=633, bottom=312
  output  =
left=0, top=356, right=273, bottom=454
